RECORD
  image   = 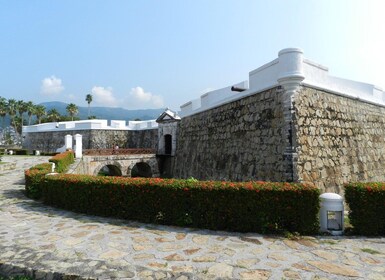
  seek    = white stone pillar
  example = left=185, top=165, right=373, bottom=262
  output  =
left=74, top=134, right=82, bottom=158
left=65, top=135, right=73, bottom=150
left=277, top=48, right=305, bottom=93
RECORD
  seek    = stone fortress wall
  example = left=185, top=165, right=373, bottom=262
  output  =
left=22, top=48, right=385, bottom=194
left=23, top=119, right=158, bottom=153
left=173, top=87, right=293, bottom=182
left=173, top=48, right=385, bottom=193
left=294, top=87, right=385, bottom=193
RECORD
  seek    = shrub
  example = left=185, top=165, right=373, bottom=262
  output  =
left=25, top=151, right=74, bottom=199
left=24, top=163, right=52, bottom=199
left=14, top=149, right=28, bottom=155
left=48, top=150, right=74, bottom=173
left=345, top=182, right=385, bottom=235
left=38, top=175, right=320, bottom=234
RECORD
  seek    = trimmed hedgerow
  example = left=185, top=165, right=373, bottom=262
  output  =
left=345, top=182, right=385, bottom=235
left=25, top=151, right=74, bottom=199
left=48, top=150, right=74, bottom=173
left=38, top=175, right=320, bottom=234
left=24, top=163, right=52, bottom=199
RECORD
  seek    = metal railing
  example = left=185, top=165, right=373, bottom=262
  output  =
left=83, top=148, right=156, bottom=156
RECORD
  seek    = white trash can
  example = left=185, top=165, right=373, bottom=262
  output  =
left=319, top=193, right=344, bottom=235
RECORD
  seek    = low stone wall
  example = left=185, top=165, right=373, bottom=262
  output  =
left=23, top=129, right=158, bottom=153
left=173, top=87, right=293, bottom=182
left=294, top=87, right=385, bottom=193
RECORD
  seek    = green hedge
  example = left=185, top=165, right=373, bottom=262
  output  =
left=24, top=163, right=52, bottom=199
left=25, top=151, right=74, bottom=198
left=38, top=175, right=320, bottom=234
left=48, top=150, right=74, bottom=173
left=345, top=183, right=385, bottom=235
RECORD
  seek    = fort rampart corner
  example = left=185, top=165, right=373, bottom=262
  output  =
left=23, top=48, right=385, bottom=194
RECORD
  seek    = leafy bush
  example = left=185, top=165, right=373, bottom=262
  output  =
left=24, top=163, right=52, bottom=199
left=25, top=151, right=74, bottom=198
left=14, top=149, right=28, bottom=155
left=345, top=182, right=385, bottom=235
left=48, top=150, right=74, bottom=173
left=38, top=175, right=320, bottom=234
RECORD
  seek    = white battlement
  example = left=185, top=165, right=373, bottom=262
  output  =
left=180, top=48, right=385, bottom=117
left=22, top=119, right=158, bottom=133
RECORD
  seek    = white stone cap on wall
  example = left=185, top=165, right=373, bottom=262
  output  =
left=22, top=119, right=158, bottom=133
left=180, top=47, right=385, bottom=117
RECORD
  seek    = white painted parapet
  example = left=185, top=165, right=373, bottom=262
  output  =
left=277, top=48, right=305, bottom=94
left=180, top=47, right=385, bottom=117
left=22, top=119, right=158, bottom=133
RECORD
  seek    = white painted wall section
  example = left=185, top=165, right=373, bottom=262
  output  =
left=180, top=48, right=385, bottom=117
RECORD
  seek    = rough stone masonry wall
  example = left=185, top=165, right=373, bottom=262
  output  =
left=173, top=87, right=294, bottom=182
left=294, top=86, right=385, bottom=194
left=23, top=129, right=158, bottom=153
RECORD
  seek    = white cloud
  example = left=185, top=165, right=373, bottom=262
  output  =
left=40, top=75, right=64, bottom=95
left=128, top=87, right=164, bottom=108
left=91, top=86, right=118, bottom=107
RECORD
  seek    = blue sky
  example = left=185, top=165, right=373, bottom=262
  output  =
left=0, top=0, right=384, bottom=111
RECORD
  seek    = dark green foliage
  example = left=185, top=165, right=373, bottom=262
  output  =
left=14, top=149, right=28, bottom=155
left=34, top=174, right=320, bottom=234
left=345, top=183, right=385, bottom=235
left=48, top=150, right=74, bottom=173
left=24, top=163, right=52, bottom=199
left=25, top=151, right=74, bottom=199
left=0, top=276, right=34, bottom=280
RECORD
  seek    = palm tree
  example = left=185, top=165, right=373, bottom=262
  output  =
left=47, top=108, right=61, bottom=122
left=0, top=97, right=7, bottom=129
left=17, top=100, right=28, bottom=125
left=16, top=100, right=28, bottom=133
left=85, top=94, right=93, bottom=117
left=66, top=103, right=78, bottom=121
left=7, top=99, right=17, bottom=132
left=34, top=105, right=46, bottom=124
left=26, top=101, right=35, bottom=125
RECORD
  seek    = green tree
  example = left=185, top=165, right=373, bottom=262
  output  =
left=66, top=103, right=78, bottom=121
left=46, top=108, right=61, bottom=122
left=0, top=97, right=7, bottom=129
left=34, top=105, right=46, bottom=124
left=7, top=99, right=17, bottom=132
left=16, top=100, right=28, bottom=132
left=26, top=101, right=35, bottom=125
left=85, top=94, right=93, bottom=117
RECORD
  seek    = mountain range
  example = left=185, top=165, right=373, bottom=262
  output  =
left=41, top=101, right=165, bottom=121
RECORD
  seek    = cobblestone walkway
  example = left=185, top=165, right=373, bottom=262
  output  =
left=0, top=156, right=384, bottom=280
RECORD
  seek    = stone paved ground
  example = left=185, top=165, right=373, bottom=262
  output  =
left=0, top=156, right=384, bottom=280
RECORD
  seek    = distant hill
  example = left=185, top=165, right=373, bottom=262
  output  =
left=40, top=101, right=165, bottom=121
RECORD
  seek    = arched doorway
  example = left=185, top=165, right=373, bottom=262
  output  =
left=131, top=162, right=152, bottom=178
left=97, top=165, right=122, bottom=176
left=164, top=134, right=172, bottom=155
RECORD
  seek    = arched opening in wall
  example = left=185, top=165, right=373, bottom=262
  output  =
left=131, top=162, right=152, bottom=178
left=97, top=165, right=122, bottom=176
left=164, top=134, right=172, bottom=155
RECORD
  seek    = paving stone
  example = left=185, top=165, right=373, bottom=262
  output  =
left=239, top=269, right=271, bottom=280
left=311, top=250, right=338, bottom=261
left=207, top=263, right=233, bottom=278
left=307, top=261, right=360, bottom=277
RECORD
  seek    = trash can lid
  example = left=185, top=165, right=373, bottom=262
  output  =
left=319, top=192, right=343, bottom=200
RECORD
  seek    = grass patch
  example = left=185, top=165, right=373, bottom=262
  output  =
left=0, top=276, right=34, bottom=280
left=321, top=240, right=338, bottom=245
left=361, top=248, right=381, bottom=255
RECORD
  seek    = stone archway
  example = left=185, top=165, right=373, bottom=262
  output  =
left=96, top=164, right=123, bottom=176
left=130, top=162, right=152, bottom=178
